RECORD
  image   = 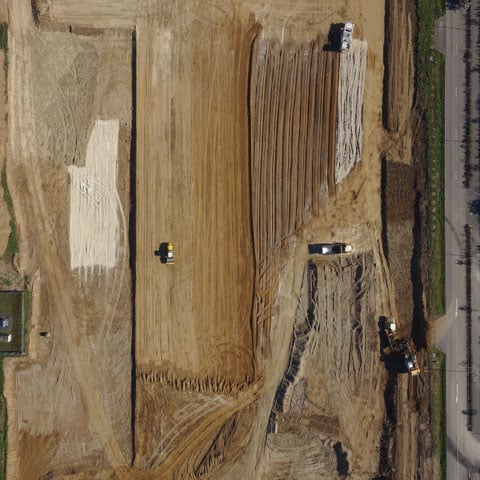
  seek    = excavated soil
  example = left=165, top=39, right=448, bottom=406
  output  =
left=380, top=2, right=437, bottom=479
left=382, top=0, right=416, bottom=162
left=262, top=254, right=384, bottom=478
left=1, top=0, right=436, bottom=479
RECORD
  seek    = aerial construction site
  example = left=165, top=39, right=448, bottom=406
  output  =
left=0, top=0, right=438, bottom=478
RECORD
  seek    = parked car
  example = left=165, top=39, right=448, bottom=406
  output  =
left=0, top=317, right=10, bottom=329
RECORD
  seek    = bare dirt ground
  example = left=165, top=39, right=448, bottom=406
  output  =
left=5, top=1, right=133, bottom=478
left=1, top=0, right=435, bottom=479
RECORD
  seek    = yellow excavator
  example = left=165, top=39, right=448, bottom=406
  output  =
left=384, top=317, right=420, bottom=377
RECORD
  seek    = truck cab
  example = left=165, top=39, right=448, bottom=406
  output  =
left=341, top=22, right=354, bottom=51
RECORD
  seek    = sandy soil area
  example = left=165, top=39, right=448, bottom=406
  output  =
left=258, top=252, right=384, bottom=478
left=336, top=40, right=368, bottom=184
left=69, top=119, right=120, bottom=271
left=5, top=1, right=133, bottom=478
left=1, top=0, right=435, bottom=478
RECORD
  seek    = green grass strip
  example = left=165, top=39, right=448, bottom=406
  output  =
left=429, top=349, right=446, bottom=480
left=417, top=1, right=447, bottom=476
left=417, top=0, right=446, bottom=316
left=1, top=165, right=18, bottom=264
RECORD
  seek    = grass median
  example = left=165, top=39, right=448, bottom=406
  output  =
left=417, top=0, right=445, bottom=317
left=1, top=166, right=18, bottom=264
left=429, top=349, right=446, bottom=480
left=416, top=1, right=446, bottom=477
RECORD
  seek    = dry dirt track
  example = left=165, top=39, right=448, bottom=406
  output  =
left=2, top=0, right=432, bottom=479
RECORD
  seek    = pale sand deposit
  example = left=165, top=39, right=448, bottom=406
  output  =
left=335, top=40, right=368, bottom=184
left=69, top=119, right=120, bottom=270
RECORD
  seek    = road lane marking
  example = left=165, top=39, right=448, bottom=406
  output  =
left=456, top=86, right=458, bottom=97
left=455, top=298, right=458, bottom=317
left=456, top=383, right=459, bottom=403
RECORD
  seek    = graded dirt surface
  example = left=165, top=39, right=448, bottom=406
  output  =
left=2, top=0, right=436, bottom=479
left=135, top=8, right=256, bottom=387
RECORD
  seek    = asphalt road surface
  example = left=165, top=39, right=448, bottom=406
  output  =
left=437, top=2, right=480, bottom=479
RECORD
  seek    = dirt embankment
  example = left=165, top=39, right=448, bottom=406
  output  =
left=380, top=1, right=437, bottom=479
left=382, top=0, right=416, bottom=160
left=0, top=46, right=9, bottom=257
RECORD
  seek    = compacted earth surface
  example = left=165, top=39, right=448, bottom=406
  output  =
left=0, top=0, right=437, bottom=478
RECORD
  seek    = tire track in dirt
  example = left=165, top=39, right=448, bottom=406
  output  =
left=249, top=37, right=339, bottom=359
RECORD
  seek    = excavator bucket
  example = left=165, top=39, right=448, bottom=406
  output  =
left=409, top=367, right=421, bottom=377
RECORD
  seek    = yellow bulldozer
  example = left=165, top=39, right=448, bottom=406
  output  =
left=154, top=242, right=175, bottom=264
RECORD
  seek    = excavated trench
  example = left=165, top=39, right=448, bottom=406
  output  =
left=267, top=261, right=318, bottom=433
left=266, top=259, right=356, bottom=479
left=333, top=441, right=350, bottom=478
left=376, top=371, right=397, bottom=479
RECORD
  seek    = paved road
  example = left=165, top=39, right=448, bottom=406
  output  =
left=437, top=3, right=480, bottom=479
